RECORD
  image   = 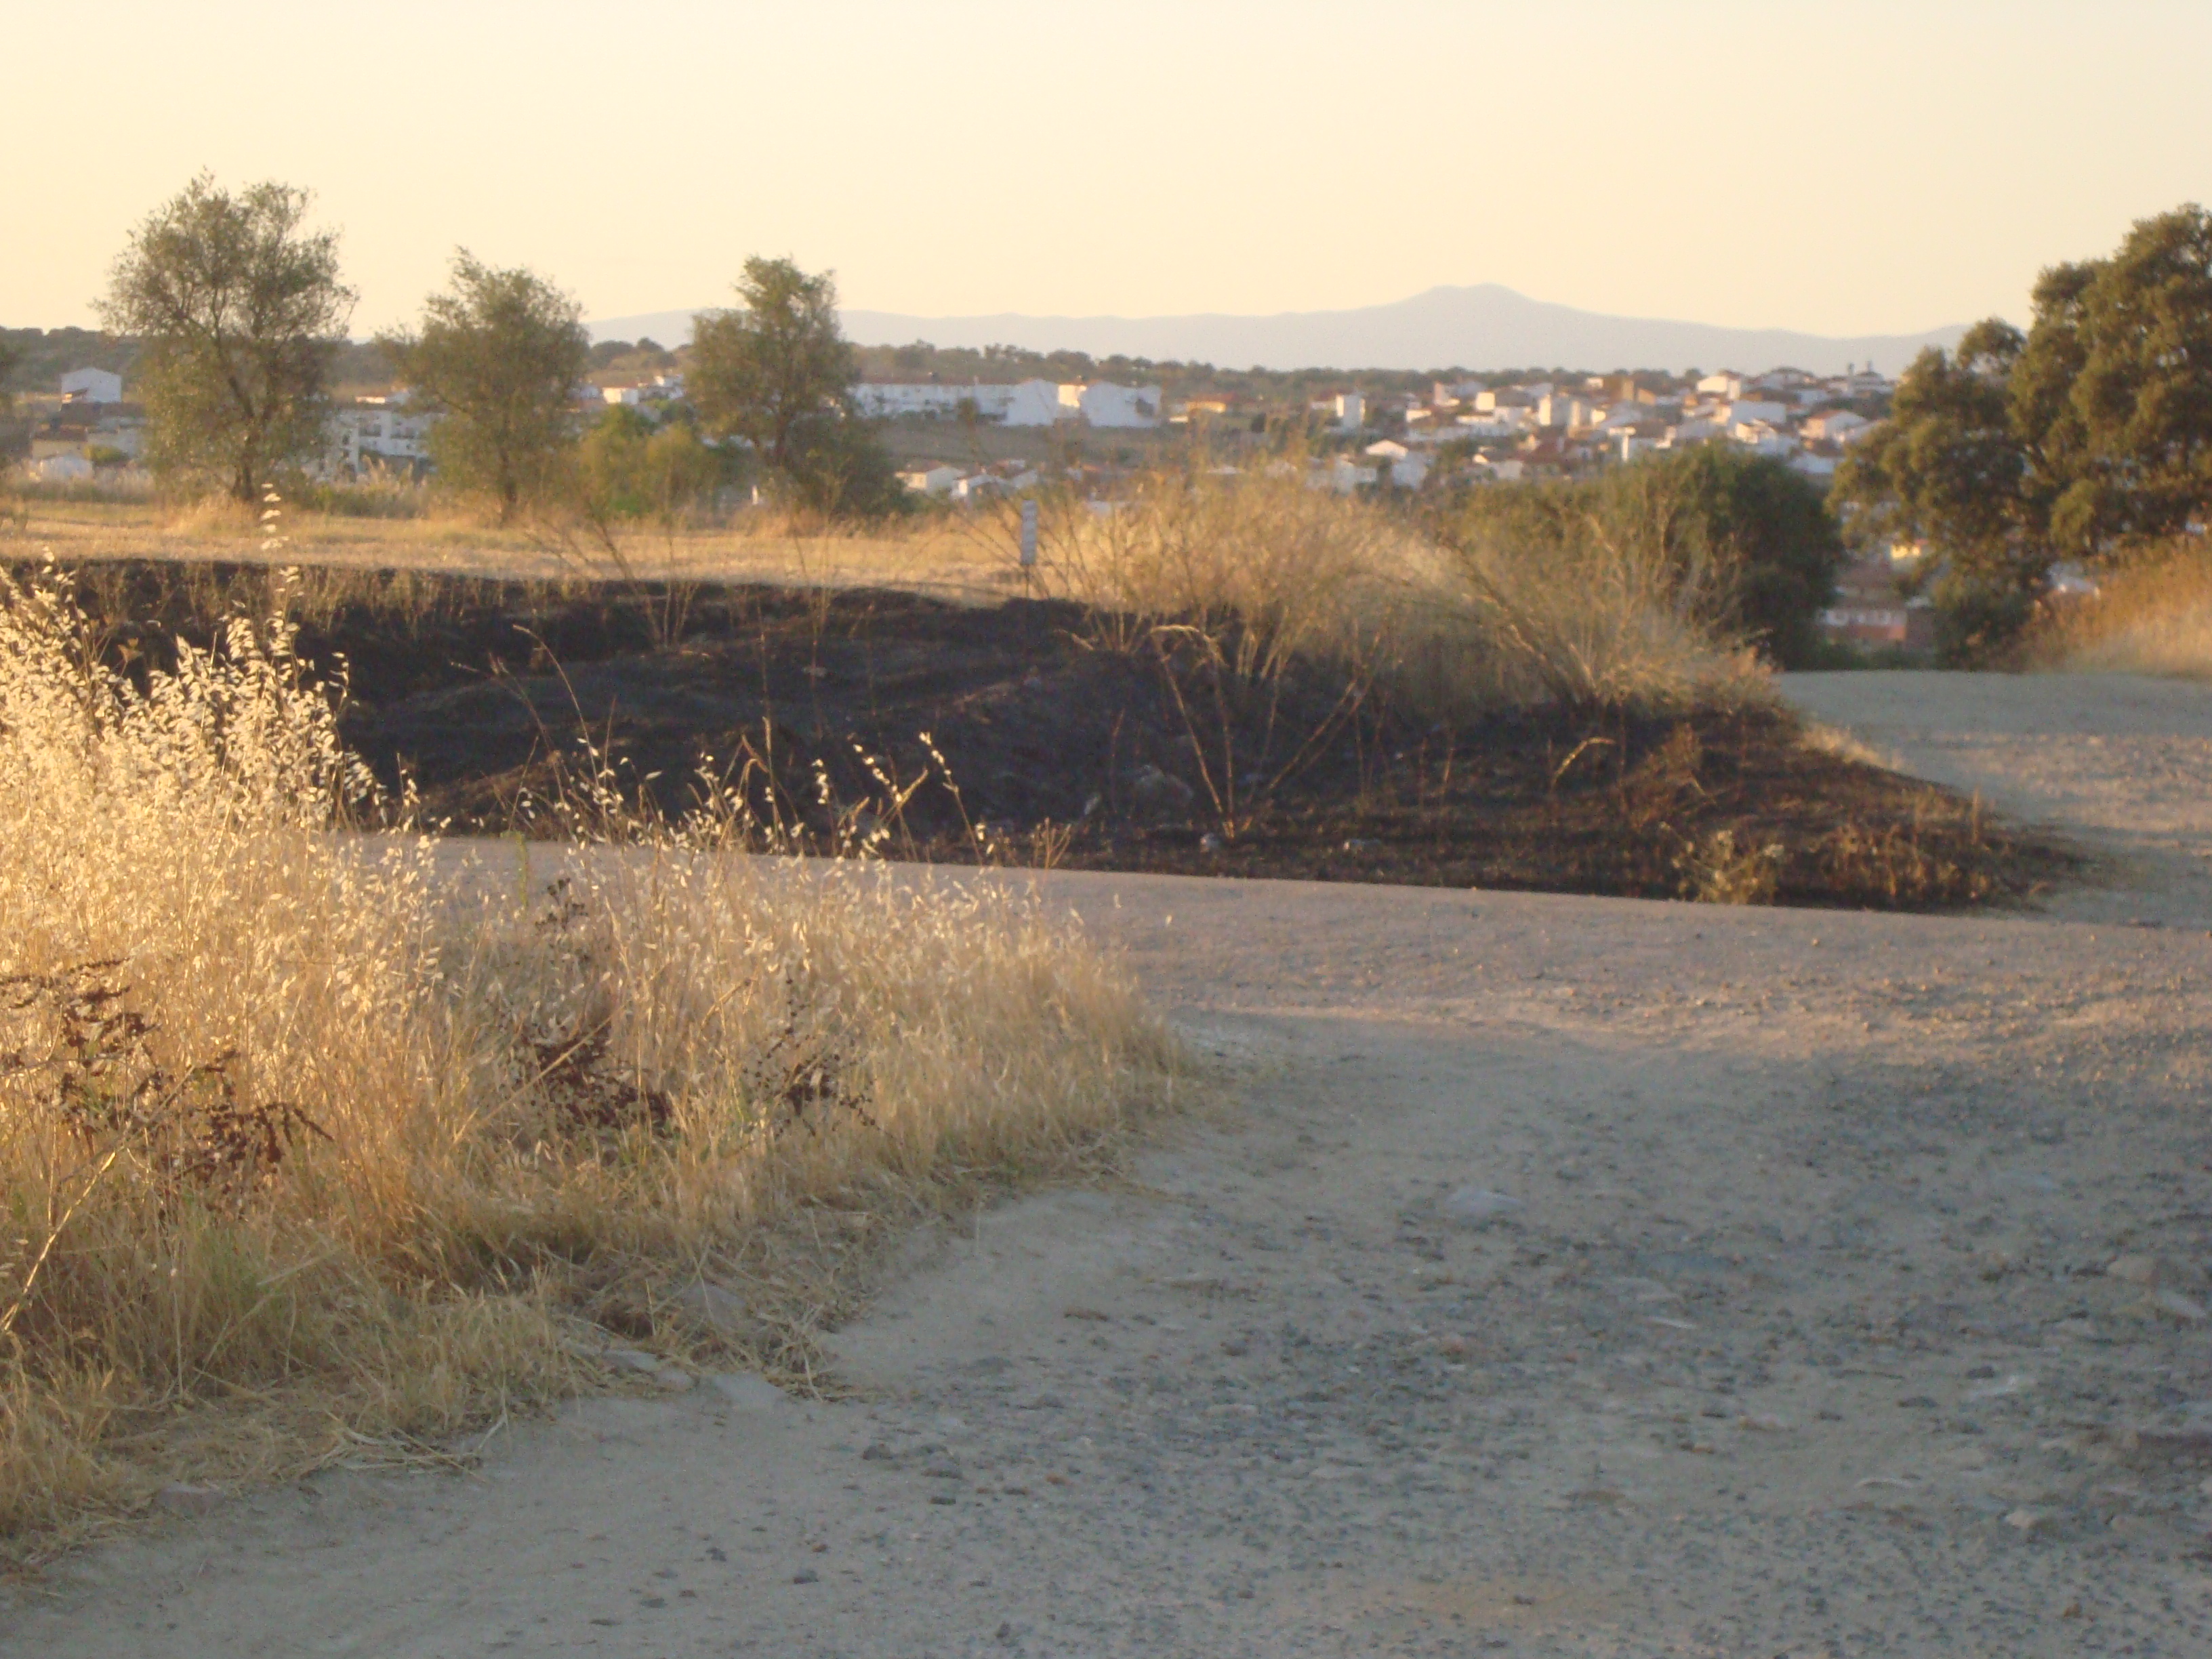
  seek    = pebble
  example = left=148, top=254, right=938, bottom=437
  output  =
left=2151, top=1290, right=2209, bottom=1324
left=2004, top=1507, right=2051, bottom=1533
left=792, top=1568, right=819, bottom=1584
left=1441, top=1187, right=1522, bottom=1228
left=710, top=1372, right=787, bottom=1410
left=154, top=1483, right=224, bottom=1517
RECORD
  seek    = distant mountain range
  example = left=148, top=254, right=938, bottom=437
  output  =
left=589, top=284, right=1965, bottom=376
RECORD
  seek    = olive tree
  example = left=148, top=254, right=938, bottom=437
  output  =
left=98, top=175, right=354, bottom=501
left=382, top=252, right=590, bottom=522
left=689, top=257, right=857, bottom=472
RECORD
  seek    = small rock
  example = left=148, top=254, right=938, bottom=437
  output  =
left=2004, top=1507, right=2051, bottom=1533
left=2107, top=1254, right=2161, bottom=1287
left=2152, top=1290, right=2209, bottom=1324
left=710, top=1372, right=786, bottom=1410
left=1441, top=1187, right=1522, bottom=1229
left=1219, top=1339, right=1248, bottom=1357
left=651, top=1366, right=696, bottom=1393
left=1897, top=1395, right=1938, bottom=1410
left=154, top=1483, right=222, bottom=1517
left=861, top=1442, right=896, bottom=1462
left=928, top=1494, right=958, bottom=1506
left=923, top=1459, right=965, bottom=1480
left=792, top=1568, right=819, bottom=1584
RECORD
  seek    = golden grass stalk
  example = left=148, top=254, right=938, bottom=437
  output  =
left=0, top=569, right=1170, bottom=1549
left=2034, top=541, right=2212, bottom=679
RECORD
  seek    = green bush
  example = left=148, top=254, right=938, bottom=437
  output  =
left=1450, top=445, right=1845, bottom=668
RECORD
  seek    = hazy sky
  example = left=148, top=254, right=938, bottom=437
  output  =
left=10, top=1, right=2209, bottom=337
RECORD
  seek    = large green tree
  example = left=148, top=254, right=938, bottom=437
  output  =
left=1836, top=203, right=2212, bottom=651
left=98, top=175, right=354, bottom=501
left=2019, top=205, right=2212, bottom=555
left=382, top=252, right=590, bottom=523
left=690, top=257, right=895, bottom=511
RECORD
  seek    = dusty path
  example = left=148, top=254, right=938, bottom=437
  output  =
left=1784, top=669, right=2212, bottom=928
left=8, top=674, right=2212, bottom=1657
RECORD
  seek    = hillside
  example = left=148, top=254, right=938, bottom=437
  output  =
left=590, top=284, right=1966, bottom=375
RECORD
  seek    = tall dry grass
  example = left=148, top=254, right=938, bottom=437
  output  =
left=1021, top=465, right=1763, bottom=718
left=0, top=568, right=1171, bottom=1549
left=2034, top=541, right=2212, bottom=679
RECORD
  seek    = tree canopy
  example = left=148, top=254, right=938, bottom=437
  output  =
left=97, top=174, right=355, bottom=501
left=689, top=257, right=859, bottom=468
left=1835, top=204, right=2212, bottom=652
left=383, top=252, right=590, bottom=523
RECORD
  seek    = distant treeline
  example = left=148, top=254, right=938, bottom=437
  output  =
left=1, top=328, right=390, bottom=398
left=844, top=340, right=1698, bottom=403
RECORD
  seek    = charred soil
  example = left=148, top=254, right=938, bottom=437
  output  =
left=42, top=560, right=2070, bottom=911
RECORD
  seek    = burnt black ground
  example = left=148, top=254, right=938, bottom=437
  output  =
left=35, top=560, right=2065, bottom=910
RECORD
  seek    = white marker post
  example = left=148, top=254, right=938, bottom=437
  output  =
left=1019, top=498, right=1039, bottom=596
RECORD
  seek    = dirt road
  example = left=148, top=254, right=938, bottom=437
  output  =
left=8, top=672, right=2211, bottom=1656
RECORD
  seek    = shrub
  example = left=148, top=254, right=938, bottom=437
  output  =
left=1450, top=447, right=1845, bottom=668
left=0, top=568, right=1168, bottom=1544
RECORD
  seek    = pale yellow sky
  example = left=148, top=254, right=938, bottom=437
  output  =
left=9, top=1, right=2209, bottom=337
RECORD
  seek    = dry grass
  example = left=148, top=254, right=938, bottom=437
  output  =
left=7, top=470, right=1767, bottom=719
left=1010, top=466, right=1765, bottom=719
left=2034, top=542, right=2212, bottom=679
left=0, top=569, right=1174, bottom=1554
left=1, top=497, right=1011, bottom=603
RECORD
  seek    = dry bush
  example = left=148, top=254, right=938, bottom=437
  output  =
left=1027, top=465, right=1764, bottom=723
left=0, top=569, right=1171, bottom=1549
left=2033, top=541, right=2212, bottom=679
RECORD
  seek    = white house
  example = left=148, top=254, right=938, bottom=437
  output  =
left=1801, top=409, right=1870, bottom=444
left=1332, top=391, right=1366, bottom=432
left=855, top=382, right=1021, bottom=419
left=1080, top=382, right=1162, bottom=428
left=60, top=367, right=124, bottom=403
left=1362, top=438, right=1429, bottom=488
left=1721, top=399, right=1790, bottom=427
left=328, top=395, right=436, bottom=476
left=1696, top=372, right=1745, bottom=400
left=896, top=463, right=962, bottom=496
left=1731, top=419, right=1796, bottom=457
left=1000, top=379, right=1076, bottom=427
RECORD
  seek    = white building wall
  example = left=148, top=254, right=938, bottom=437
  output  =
left=60, top=368, right=124, bottom=403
